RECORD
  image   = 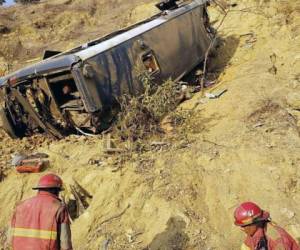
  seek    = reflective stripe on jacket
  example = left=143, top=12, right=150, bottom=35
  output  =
left=12, top=228, right=57, bottom=240
left=11, top=191, right=70, bottom=250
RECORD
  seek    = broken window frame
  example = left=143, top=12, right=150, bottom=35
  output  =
left=140, top=50, right=161, bottom=76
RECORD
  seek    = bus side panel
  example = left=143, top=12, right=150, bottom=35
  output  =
left=79, top=5, right=210, bottom=112
left=140, top=5, right=210, bottom=80
left=82, top=41, right=142, bottom=109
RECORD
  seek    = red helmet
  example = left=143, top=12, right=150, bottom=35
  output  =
left=33, top=173, right=63, bottom=190
left=234, top=202, right=270, bottom=226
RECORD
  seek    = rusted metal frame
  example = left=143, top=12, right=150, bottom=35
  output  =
left=70, top=185, right=85, bottom=216
left=47, top=73, right=73, bottom=83
left=3, top=91, right=18, bottom=127
left=71, top=64, right=99, bottom=113
left=0, top=55, right=80, bottom=87
left=10, top=88, right=63, bottom=138
left=0, top=107, right=18, bottom=138
left=35, top=77, right=65, bottom=121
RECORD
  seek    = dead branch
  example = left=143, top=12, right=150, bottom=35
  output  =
left=200, top=10, right=229, bottom=96
left=211, top=0, right=228, bottom=13
left=95, top=204, right=131, bottom=232
left=229, top=7, right=272, bottom=19
left=86, top=204, right=131, bottom=246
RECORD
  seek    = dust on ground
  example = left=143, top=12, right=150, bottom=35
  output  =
left=0, top=0, right=159, bottom=73
left=0, top=0, right=300, bottom=249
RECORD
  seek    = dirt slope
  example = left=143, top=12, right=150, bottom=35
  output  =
left=0, top=0, right=158, bottom=74
left=0, top=0, right=300, bottom=249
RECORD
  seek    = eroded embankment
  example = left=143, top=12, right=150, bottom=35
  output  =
left=0, top=0, right=300, bottom=249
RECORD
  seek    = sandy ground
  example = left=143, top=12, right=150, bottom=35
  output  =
left=0, top=0, right=159, bottom=73
left=0, top=0, right=300, bottom=249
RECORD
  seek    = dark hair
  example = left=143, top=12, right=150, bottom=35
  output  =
left=256, top=221, right=267, bottom=228
left=38, top=188, right=61, bottom=196
left=241, top=219, right=270, bottom=228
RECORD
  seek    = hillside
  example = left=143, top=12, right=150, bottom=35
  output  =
left=0, top=0, right=159, bottom=74
left=0, top=0, right=300, bottom=249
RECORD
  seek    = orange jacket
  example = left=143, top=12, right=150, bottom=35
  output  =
left=11, top=191, right=72, bottom=250
left=241, top=223, right=300, bottom=250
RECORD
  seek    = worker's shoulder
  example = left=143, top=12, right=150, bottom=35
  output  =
left=47, top=195, right=66, bottom=209
left=267, top=223, right=299, bottom=250
left=15, top=195, right=37, bottom=207
left=20, top=194, right=63, bottom=206
left=267, top=222, right=293, bottom=241
left=267, top=223, right=281, bottom=239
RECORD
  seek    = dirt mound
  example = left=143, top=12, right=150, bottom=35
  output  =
left=0, top=0, right=158, bottom=73
left=0, top=0, right=300, bottom=249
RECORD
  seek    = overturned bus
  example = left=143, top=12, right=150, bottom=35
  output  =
left=0, top=0, right=213, bottom=139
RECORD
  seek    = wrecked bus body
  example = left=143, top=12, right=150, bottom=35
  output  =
left=0, top=0, right=212, bottom=138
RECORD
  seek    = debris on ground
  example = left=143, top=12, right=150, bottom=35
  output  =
left=68, top=179, right=93, bottom=219
left=103, top=134, right=125, bottom=154
left=205, top=89, right=228, bottom=99
left=240, top=32, right=257, bottom=49
left=12, top=153, right=49, bottom=173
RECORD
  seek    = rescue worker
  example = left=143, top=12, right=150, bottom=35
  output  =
left=234, top=201, right=300, bottom=250
left=11, top=173, right=73, bottom=250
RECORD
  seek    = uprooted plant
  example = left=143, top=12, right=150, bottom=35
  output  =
left=113, top=71, right=181, bottom=142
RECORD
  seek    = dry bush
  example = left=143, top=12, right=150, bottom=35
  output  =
left=114, top=95, right=158, bottom=141
left=247, top=99, right=298, bottom=133
left=247, top=99, right=282, bottom=122
left=143, top=80, right=179, bottom=119
left=114, top=72, right=180, bottom=141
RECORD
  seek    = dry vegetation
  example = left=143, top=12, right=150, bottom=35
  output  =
left=114, top=75, right=180, bottom=142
